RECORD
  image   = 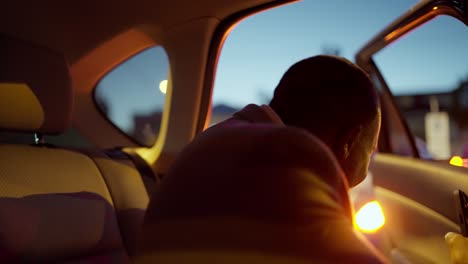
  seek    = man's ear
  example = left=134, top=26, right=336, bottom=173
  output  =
left=333, top=125, right=362, bottom=160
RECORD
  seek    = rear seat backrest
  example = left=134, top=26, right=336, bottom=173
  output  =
left=83, top=149, right=157, bottom=255
left=0, top=34, right=155, bottom=263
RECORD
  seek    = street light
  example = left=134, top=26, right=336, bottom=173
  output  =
left=159, top=80, right=168, bottom=95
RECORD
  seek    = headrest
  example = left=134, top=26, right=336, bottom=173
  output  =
left=0, top=34, right=73, bottom=134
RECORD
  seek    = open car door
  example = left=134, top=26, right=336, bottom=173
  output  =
left=356, top=0, right=468, bottom=263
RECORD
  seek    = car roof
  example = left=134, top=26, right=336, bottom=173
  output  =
left=1, top=0, right=278, bottom=64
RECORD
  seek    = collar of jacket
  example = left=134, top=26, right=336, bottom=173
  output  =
left=233, top=104, right=284, bottom=125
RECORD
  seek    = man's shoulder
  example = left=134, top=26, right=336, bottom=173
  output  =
left=199, top=121, right=337, bottom=172
left=208, top=117, right=328, bottom=154
left=200, top=120, right=346, bottom=187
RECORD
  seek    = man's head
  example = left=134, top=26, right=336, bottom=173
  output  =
left=269, top=55, right=381, bottom=186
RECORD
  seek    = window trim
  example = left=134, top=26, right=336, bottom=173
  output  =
left=92, top=45, right=169, bottom=148
left=195, top=0, right=297, bottom=133
left=356, top=0, right=467, bottom=66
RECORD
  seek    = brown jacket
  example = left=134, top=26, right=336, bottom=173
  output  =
left=137, top=104, right=388, bottom=263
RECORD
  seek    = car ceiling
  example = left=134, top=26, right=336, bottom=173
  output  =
left=1, top=0, right=278, bottom=65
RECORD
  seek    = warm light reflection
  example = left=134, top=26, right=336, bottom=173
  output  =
left=159, top=80, right=168, bottom=94
left=433, top=6, right=439, bottom=11
left=384, top=13, right=435, bottom=42
left=355, top=201, right=386, bottom=233
left=450, top=156, right=464, bottom=167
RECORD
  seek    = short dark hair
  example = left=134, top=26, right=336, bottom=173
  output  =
left=269, top=55, right=379, bottom=137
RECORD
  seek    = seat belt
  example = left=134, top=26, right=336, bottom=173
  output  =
left=102, top=148, right=160, bottom=197
left=104, top=148, right=159, bottom=183
left=79, top=147, right=159, bottom=199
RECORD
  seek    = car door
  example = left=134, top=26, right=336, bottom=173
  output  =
left=356, top=0, right=468, bottom=263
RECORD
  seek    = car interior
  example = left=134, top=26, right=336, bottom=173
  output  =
left=1, top=34, right=158, bottom=261
left=1, top=0, right=467, bottom=263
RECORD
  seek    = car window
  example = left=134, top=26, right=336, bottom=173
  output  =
left=95, top=46, right=169, bottom=147
left=211, top=0, right=417, bottom=126
left=373, top=15, right=468, bottom=160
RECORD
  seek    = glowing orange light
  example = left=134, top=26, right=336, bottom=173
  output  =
left=433, top=6, right=439, bottom=10
left=355, top=201, right=386, bottom=233
left=450, top=156, right=464, bottom=167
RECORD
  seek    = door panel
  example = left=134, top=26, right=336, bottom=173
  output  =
left=371, top=154, right=468, bottom=263
left=376, top=187, right=457, bottom=263
left=372, top=154, right=468, bottom=222
left=356, top=2, right=468, bottom=262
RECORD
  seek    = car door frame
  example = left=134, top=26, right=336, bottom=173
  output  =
left=355, top=0, right=468, bottom=262
left=357, top=0, right=467, bottom=157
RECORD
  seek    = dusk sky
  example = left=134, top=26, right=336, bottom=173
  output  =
left=97, top=0, right=468, bottom=132
left=214, top=0, right=468, bottom=107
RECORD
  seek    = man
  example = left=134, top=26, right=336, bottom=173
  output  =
left=239, top=55, right=381, bottom=187
left=137, top=56, right=386, bottom=263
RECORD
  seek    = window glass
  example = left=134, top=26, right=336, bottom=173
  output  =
left=374, top=15, right=468, bottom=160
left=370, top=72, right=416, bottom=157
left=95, top=46, right=169, bottom=146
left=211, top=0, right=418, bottom=125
